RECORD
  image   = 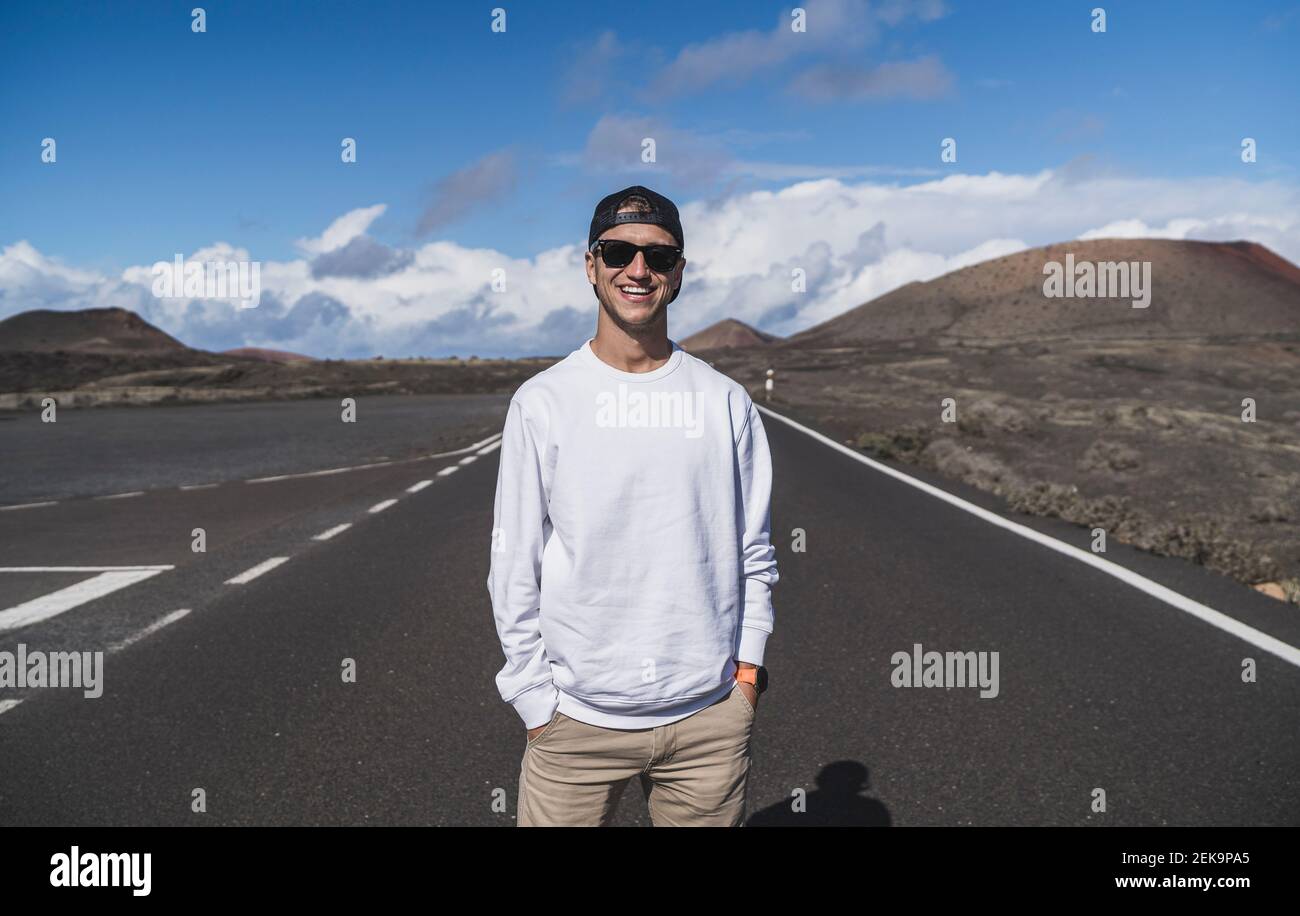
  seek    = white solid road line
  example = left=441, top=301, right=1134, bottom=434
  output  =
left=225, top=557, right=290, bottom=585
left=0, top=566, right=172, bottom=572
left=247, top=433, right=503, bottom=484
left=369, top=499, right=398, bottom=514
left=108, top=608, right=192, bottom=653
left=437, top=466, right=459, bottom=477
left=758, top=404, right=1300, bottom=670
left=0, top=501, right=58, bottom=512
left=246, top=465, right=356, bottom=484
left=406, top=480, right=434, bottom=493
left=464, top=432, right=504, bottom=451
left=313, top=523, right=353, bottom=541
left=0, top=568, right=171, bottom=632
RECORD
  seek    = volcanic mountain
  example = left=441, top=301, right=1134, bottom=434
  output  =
left=783, top=239, right=1300, bottom=348
left=0, top=307, right=191, bottom=353
left=680, top=318, right=781, bottom=352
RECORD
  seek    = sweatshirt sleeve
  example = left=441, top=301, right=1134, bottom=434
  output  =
left=486, top=397, right=560, bottom=728
left=736, top=397, right=779, bottom=666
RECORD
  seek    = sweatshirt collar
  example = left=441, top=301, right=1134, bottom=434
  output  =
left=578, top=337, right=684, bottom=383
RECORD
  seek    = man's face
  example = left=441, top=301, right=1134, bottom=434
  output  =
left=584, top=222, right=685, bottom=334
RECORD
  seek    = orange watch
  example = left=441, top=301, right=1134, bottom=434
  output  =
left=734, top=664, right=768, bottom=693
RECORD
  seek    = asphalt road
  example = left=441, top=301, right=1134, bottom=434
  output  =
left=1, top=396, right=1297, bottom=826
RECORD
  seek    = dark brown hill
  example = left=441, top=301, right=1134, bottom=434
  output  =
left=784, top=239, right=1300, bottom=347
left=681, top=318, right=781, bottom=351
left=0, top=307, right=190, bottom=353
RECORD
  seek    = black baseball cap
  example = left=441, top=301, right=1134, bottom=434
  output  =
left=587, top=184, right=685, bottom=304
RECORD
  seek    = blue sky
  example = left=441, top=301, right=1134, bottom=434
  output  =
left=1, top=0, right=1298, bottom=357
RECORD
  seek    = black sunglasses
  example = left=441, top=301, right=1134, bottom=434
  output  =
left=590, top=239, right=683, bottom=272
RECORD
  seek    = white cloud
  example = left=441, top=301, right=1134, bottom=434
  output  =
left=294, top=204, right=387, bottom=255
left=0, top=240, right=102, bottom=289
left=3, top=166, right=1298, bottom=356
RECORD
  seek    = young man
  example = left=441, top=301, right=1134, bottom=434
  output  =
left=486, top=184, right=779, bottom=827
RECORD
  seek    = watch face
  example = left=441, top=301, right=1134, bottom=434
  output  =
left=756, top=667, right=769, bottom=693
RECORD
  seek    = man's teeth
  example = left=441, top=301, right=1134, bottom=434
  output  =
left=620, top=286, right=651, bottom=294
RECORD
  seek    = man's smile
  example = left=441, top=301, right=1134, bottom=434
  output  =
left=616, top=283, right=656, bottom=303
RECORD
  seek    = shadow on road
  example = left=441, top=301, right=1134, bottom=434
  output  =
left=747, top=761, right=891, bottom=826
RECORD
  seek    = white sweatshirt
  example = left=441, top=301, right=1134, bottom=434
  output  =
left=486, top=337, right=779, bottom=730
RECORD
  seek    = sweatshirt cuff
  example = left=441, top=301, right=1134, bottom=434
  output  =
left=738, top=625, right=771, bottom=667
left=510, top=680, right=560, bottom=729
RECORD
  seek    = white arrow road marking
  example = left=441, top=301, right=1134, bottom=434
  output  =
left=0, top=567, right=172, bottom=632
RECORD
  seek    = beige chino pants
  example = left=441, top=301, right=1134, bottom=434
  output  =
left=518, top=682, right=756, bottom=826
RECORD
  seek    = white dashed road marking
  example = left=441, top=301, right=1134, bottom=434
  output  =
left=406, top=480, right=434, bottom=493
left=437, top=466, right=458, bottom=477
left=0, top=699, right=23, bottom=717
left=0, top=501, right=58, bottom=512
left=225, top=557, right=290, bottom=585
left=108, top=608, right=191, bottom=653
left=95, top=491, right=144, bottom=500
left=369, top=499, right=398, bottom=514
left=313, top=523, right=353, bottom=541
